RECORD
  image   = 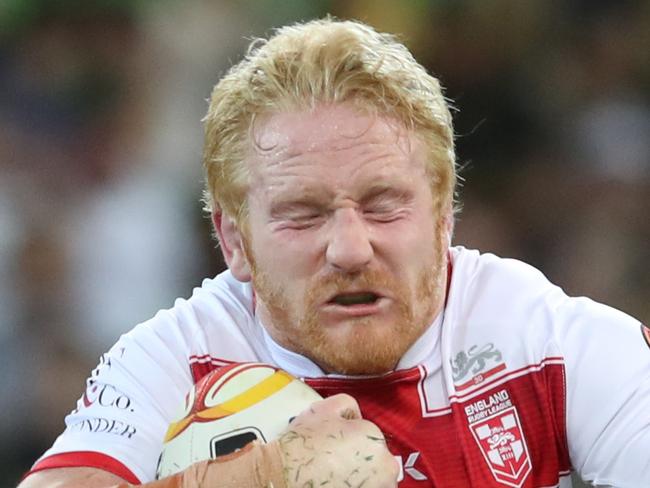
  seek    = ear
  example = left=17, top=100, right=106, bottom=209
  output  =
left=212, top=210, right=252, bottom=282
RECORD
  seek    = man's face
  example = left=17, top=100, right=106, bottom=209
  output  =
left=235, top=104, right=449, bottom=375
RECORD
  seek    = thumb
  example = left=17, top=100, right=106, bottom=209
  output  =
left=309, top=393, right=362, bottom=420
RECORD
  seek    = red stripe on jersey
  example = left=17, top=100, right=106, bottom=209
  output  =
left=189, top=355, right=235, bottom=382
left=26, top=451, right=140, bottom=484
left=641, top=323, right=650, bottom=348
left=455, top=363, right=508, bottom=392
left=445, top=253, right=453, bottom=306
left=189, top=354, right=235, bottom=364
left=450, top=357, right=565, bottom=403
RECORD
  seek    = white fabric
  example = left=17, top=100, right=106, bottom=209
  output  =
left=35, top=247, right=650, bottom=486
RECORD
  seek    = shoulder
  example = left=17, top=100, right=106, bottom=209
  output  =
left=449, top=247, right=554, bottom=300
left=447, top=247, right=564, bottom=328
left=445, top=247, right=641, bottom=367
left=179, top=268, right=255, bottom=324
left=446, top=246, right=644, bottom=361
left=118, top=269, right=260, bottom=369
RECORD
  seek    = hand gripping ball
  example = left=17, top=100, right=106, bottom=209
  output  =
left=156, top=362, right=322, bottom=479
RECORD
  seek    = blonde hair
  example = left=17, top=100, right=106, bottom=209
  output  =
left=202, top=17, right=456, bottom=224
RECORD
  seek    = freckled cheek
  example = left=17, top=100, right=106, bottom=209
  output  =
left=256, top=232, right=324, bottom=276
left=374, top=222, right=426, bottom=252
left=378, top=226, right=436, bottom=270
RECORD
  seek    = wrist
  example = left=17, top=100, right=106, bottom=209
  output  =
left=196, top=441, right=287, bottom=488
left=129, top=441, right=286, bottom=488
left=256, top=441, right=287, bottom=488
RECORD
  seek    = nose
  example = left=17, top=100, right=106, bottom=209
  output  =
left=325, top=208, right=373, bottom=272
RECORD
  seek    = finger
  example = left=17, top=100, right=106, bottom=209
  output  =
left=390, top=453, right=401, bottom=482
left=308, top=393, right=362, bottom=420
left=356, top=418, right=387, bottom=441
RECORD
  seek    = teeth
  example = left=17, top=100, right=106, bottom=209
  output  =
left=333, top=293, right=378, bottom=305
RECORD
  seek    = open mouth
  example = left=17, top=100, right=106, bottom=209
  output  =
left=329, top=292, right=380, bottom=306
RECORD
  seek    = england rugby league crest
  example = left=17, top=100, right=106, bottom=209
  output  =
left=469, top=406, right=531, bottom=488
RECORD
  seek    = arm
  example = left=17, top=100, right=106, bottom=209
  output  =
left=558, top=299, right=650, bottom=486
left=19, top=394, right=399, bottom=488
left=19, top=443, right=284, bottom=488
left=18, top=468, right=126, bottom=488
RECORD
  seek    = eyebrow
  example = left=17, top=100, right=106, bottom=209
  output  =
left=268, top=182, right=415, bottom=214
left=358, top=184, right=414, bottom=205
left=268, top=190, right=333, bottom=216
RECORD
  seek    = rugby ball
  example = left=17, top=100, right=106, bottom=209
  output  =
left=156, top=362, right=322, bottom=479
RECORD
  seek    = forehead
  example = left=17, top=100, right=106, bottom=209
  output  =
left=251, top=104, right=411, bottom=153
left=246, top=104, right=427, bottom=192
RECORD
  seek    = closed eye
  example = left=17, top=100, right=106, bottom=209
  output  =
left=363, top=207, right=407, bottom=223
left=287, top=214, right=325, bottom=229
left=270, top=199, right=329, bottom=230
left=361, top=188, right=413, bottom=222
left=271, top=210, right=327, bottom=231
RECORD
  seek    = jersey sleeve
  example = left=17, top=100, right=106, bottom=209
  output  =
left=28, top=308, right=195, bottom=483
left=555, top=297, right=650, bottom=487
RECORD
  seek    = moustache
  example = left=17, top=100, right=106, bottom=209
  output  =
left=305, top=269, right=401, bottom=303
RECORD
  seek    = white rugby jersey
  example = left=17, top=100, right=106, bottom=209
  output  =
left=29, top=247, right=650, bottom=487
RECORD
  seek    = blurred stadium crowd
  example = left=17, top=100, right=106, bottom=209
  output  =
left=1, top=0, right=648, bottom=484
